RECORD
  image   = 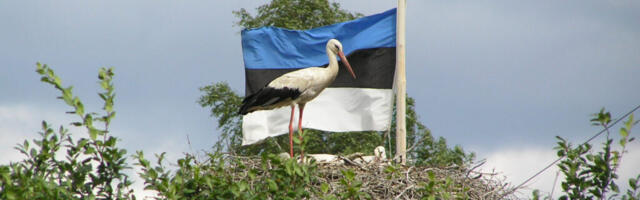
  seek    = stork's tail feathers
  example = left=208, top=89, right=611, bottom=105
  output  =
left=238, top=92, right=258, bottom=115
left=238, top=87, right=302, bottom=115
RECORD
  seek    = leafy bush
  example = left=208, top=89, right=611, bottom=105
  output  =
left=0, top=63, right=134, bottom=199
left=533, top=109, right=640, bottom=200
left=135, top=151, right=322, bottom=199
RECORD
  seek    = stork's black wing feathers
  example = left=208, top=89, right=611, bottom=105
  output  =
left=238, top=87, right=301, bottom=115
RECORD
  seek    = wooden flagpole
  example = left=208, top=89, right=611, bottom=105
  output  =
left=395, top=0, right=407, bottom=165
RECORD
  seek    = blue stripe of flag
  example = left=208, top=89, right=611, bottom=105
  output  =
left=241, top=8, right=396, bottom=70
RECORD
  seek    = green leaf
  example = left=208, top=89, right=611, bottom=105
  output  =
left=76, top=100, right=84, bottom=116
left=238, top=182, right=247, bottom=192
left=285, top=160, right=293, bottom=175
left=101, top=80, right=109, bottom=89
left=341, top=169, right=355, bottom=181
left=557, top=150, right=565, bottom=157
left=89, top=128, right=98, bottom=140
left=98, top=93, right=107, bottom=100
left=293, top=136, right=301, bottom=145
left=85, top=147, right=95, bottom=154
left=621, top=128, right=629, bottom=138
left=625, top=114, right=634, bottom=129
left=267, top=179, right=278, bottom=191
left=53, top=75, right=62, bottom=86
left=294, top=166, right=303, bottom=177
left=321, top=183, right=329, bottom=193
left=620, top=138, right=627, bottom=147
left=30, top=148, right=37, bottom=157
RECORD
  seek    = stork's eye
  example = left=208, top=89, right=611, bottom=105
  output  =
left=334, top=44, right=340, bottom=50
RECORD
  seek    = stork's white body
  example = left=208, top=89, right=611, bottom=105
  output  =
left=240, top=39, right=348, bottom=113
left=268, top=64, right=336, bottom=105
left=239, top=39, right=356, bottom=158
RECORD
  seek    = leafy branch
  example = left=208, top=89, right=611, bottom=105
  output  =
left=0, top=63, right=133, bottom=199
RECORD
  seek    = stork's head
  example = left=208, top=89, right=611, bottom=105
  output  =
left=327, top=39, right=356, bottom=79
left=327, top=39, right=343, bottom=54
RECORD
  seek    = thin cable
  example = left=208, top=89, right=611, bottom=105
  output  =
left=513, top=104, right=640, bottom=191
left=550, top=170, right=560, bottom=198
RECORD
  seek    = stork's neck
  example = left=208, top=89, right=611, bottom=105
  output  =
left=326, top=48, right=339, bottom=75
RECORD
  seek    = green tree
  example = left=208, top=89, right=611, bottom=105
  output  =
left=199, top=0, right=473, bottom=166
left=233, top=0, right=363, bottom=30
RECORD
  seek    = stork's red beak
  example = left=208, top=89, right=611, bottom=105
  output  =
left=338, top=51, right=356, bottom=79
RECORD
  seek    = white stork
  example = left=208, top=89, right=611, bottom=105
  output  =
left=239, top=39, right=356, bottom=158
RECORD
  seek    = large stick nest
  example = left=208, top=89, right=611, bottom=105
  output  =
left=224, top=154, right=517, bottom=200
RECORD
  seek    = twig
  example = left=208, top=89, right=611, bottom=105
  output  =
left=406, top=166, right=414, bottom=182
left=269, top=136, right=284, bottom=153
left=466, top=159, right=486, bottom=177
left=395, top=185, right=415, bottom=199
left=338, top=156, right=366, bottom=170
left=484, top=182, right=508, bottom=199
left=407, top=135, right=429, bottom=153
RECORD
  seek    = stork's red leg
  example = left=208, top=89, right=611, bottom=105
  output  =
left=298, top=103, right=306, bottom=160
left=288, top=105, right=295, bottom=158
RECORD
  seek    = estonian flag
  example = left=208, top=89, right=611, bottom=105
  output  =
left=241, top=8, right=397, bottom=145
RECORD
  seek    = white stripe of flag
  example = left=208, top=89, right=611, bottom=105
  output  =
left=242, top=88, right=392, bottom=145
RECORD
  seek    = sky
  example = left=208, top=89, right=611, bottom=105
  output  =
left=1, top=0, right=639, bottom=198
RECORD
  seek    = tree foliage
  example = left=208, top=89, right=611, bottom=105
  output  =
left=233, top=0, right=363, bottom=30
left=198, top=0, right=474, bottom=167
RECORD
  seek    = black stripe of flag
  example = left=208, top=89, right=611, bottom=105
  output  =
left=244, top=47, right=396, bottom=95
